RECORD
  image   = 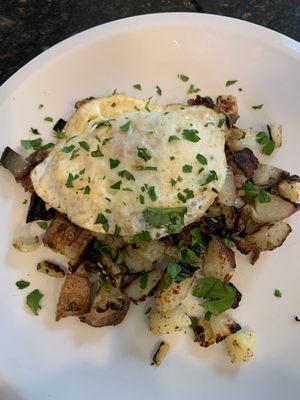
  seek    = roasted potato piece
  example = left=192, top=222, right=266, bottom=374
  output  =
left=74, top=96, right=96, bottom=109
left=156, top=277, right=193, bottom=312
left=267, top=123, right=282, bottom=148
left=152, top=341, right=170, bottom=366
left=99, top=252, right=127, bottom=288
left=149, top=307, right=191, bottom=336
left=204, top=236, right=236, bottom=283
left=123, top=270, right=163, bottom=303
left=217, top=166, right=237, bottom=207
left=215, top=95, right=239, bottom=128
left=228, top=128, right=261, bottom=157
left=254, top=194, right=299, bottom=223
left=56, top=274, right=91, bottom=321
left=124, top=241, right=166, bottom=273
left=205, top=203, right=236, bottom=231
left=225, top=332, right=255, bottom=363
left=43, top=215, right=93, bottom=268
left=277, top=177, right=300, bottom=203
left=252, top=163, right=283, bottom=186
left=232, top=148, right=259, bottom=178
left=37, top=260, right=65, bottom=278
left=187, top=95, right=214, bottom=109
left=80, top=287, right=130, bottom=327
left=193, top=314, right=241, bottom=347
left=232, top=236, right=253, bottom=255
left=245, top=221, right=292, bottom=252
left=234, top=204, right=262, bottom=235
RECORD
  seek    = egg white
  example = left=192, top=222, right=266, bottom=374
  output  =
left=31, top=95, right=227, bottom=240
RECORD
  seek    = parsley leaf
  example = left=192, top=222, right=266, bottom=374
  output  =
left=37, top=221, right=48, bottom=230
left=93, top=120, right=112, bottom=130
left=43, top=142, right=55, bottom=150
left=16, top=280, right=30, bottom=289
left=65, top=173, right=79, bottom=188
left=95, top=213, right=109, bottom=232
left=182, top=129, right=200, bottom=142
left=177, top=189, right=194, bottom=203
left=187, top=84, right=200, bottom=94
left=133, top=83, right=142, bottom=90
left=190, top=227, right=207, bottom=252
left=202, top=170, right=218, bottom=185
left=193, top=277, right=237, bottom=316
left=140, top=273, right=148, bottom=289
left=242, top=182, right=271, bottom=203
left=26, top=289, right=43, bottom=315
left=61, top=145, right=75, bottom=153
left=156, top=85, right=162, bottom=96
left=148, top=186, right=157, bottom=201
left=256, top=131, right=269, bottom=145
left=102, top=137, right=112, bottom=146
left=218, top=117, right=226, bottom=128
left=136, top=166, right=157, bottom=171
left=91, top=145, right=104, bottom=157
left=21, top=138, right=43, bottom=151
left=139, top=194, right=145, bottom=204
left=30, top=127, right=40, bottom=135
left=168, top=135, right=179, bottom=142
left=182, top=164, right=192, bottom=173
left=84, top=185, right=90, bottom=194
left=109, top=158, right=120, bottom=169
left=44, top=116, right=53, bottom=122
left=119, top=170, right=135, bottom=180
left=110, top=180, right=122, bottom=190
left=196, top=153, right=207, bottom=165
left=143, top=206, right=187, bottom=229
left=79, top=141, right=90, bottom=151
left=223, top=237, right=235, bottom=249
left=137, top=147, right=152, bottom=161
left=274, top=289, right=282, bottom=298
left=120, top=121, right=131, bottom=132
left=252, top=104, right=264, bottom=110
left=178, top=74, right=189, bottom=82
left=225, top=80, right=238, bottom=87
left=132, top=231, right=152, bottom=243
left=114, top=224, right=121, bottom=236
left=262, top=140, right=275, bottom=156
left=170, top=178, right=177, bottom=187
left=53, top=130, right=66, bottom=139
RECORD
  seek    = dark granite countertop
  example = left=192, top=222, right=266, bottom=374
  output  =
left=1, top=0, right=299, bottom=85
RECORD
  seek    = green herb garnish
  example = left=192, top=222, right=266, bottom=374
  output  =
left=43, top=142, right=55, bottom=150
left=79, top=141, right=90, bottom=151
left=178, top=74, right=189, bottom=82
left=218, top=117, right=226, bottom=128
left=137, top=147, right=152, bottom=161
left=61, top=145, right=75, bottom=153
left=102, top=137, right=112, bottom=146
left=133, top=83, right=142, bottom=90
left=93, top=120, right=112, bottom=130
left=120, top=121, right=131, bottom=132
left=143, top=206, right=187, bottom=229
left=84, top=185, right=90, bottom=194
left=132, top=231, right=152, bottom=243
left=182, top=164, right=192, bottom=173
left=65, top=172, right=79, bottom=188
left=16, top=280, right=30, bottom=289
left=91, top=145, right=104, bottom=157
left=109, top=158, right=120, bottom=169
left=110, top=180, right=122, bottom=190
left=136, top=166, right=157, bottom=171
left=114, top=224, right=121, bottom=236
left=139, top=194, right=145, bottom=204
left=53, top=130, right=66, bottom=139
left=274, top=289, right=282, bottom=298
left=196, top=153, right=207, bottom=165
left=156, top=85, right=162, bottom=96
left=37, top=221, right=48, bottom=230
left=140, top=273, right=148, bottom=289
left=242, top=182, right=271, bottom=203
left=225, top=80, right=238, bottom=87
left=252, top=104, right=263, bottom=110
left=119, top=170, right=135, bottom=180
left=168, top=135, right=179, bottom=142
left=26, top=289, right=43, bottom=315
left=202, top=170, right=218, bottom=185
left=187, top=84, right=200, bottom=94
left=95, top=213, right=109, bottom=232
left=147, top=186, right=157, bottom=202
left=182, top=129, right=200, bottom=142
left=223, top=237, right=235, bottom=249
left=21, top=138, right=43, bottom=151
left=44, top=116, right=53, bottom=122
left=30, top=127, right=40, bottom=135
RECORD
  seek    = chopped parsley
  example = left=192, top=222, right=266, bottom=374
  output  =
left=111, top=102, right=116, bottom=107
left=122, top=187, right=133, bottom=192
left=99, top=273, right=113, bottom=292
left=120, top=121, right=131, bottom=132
left=170, top=178, right=177, bottom=187
left=65, top=173, right=79, bottom=188
left=242, top=182, right=271, bottom=203
left=26, top=289, right=43, bottom=315
left=223, top=237, right=235, bottom=249
left=109, top=158, right=120, bottom=169
left=140, top=273, right=148, bottom=289
left=136, top=165, right=157, bottom=171
left=168, top=135, right=179, bottom=142
left=133, top=83, right=142, bottom=90
left=218, top=117, right=226, bottom=128
left=61, top=145, right=75, bottom=153
left=20, top=138, right=43, bottom=151
left=256, top=131, right=275, bottom=155
left=37, top=221, right=48, bottom=230
left=205, top=311, right=212, bottom=321
left=132, top=231, right=152, bottom=243
left=274, top=289, right=282, bottom=298
left=79, top=141, right=90, bottom=151
left=110, top=180, right=122, bottom=190
left=178, top=74, right=189, bottom=82
left=156, top=85, right=162, bottom=96
left=139, top=194, right=145, bottom=204
left=137, top=147, right=152, bottom=161
left=252, top=104, right=264, bottom=110
left=177, top=189, right=194, bottom=203
left=93, top=120, right=112, bottom=130
left=119, top=170, right=135, bottom=180
left=43, top=142, right=55, bottom=150
left=22, top=199, right=28, bottom=204
left=196, top=153, right=207, bottom=165
left=190, top=227, right=207, bottom=252
left=44, top=116, right=53, bottom=122
left=95, top=213, right=109, bottom=232
left=182, top=164, right=192, bottom=173
left=91, top=145, right=104, bottom=157
left=159, top=262, right=183, bottom=290
left=225, top=80, right=238, bottom=87
left=182, top=129, right=200, bottom=142
left=147, top=186, right=157, bottom=201
left=53, top=130, right=66, bottom=139
left=102, top=137, right=112, bottom=146
left=170, top=156, right=175, bottom=161
left=193, top=277, right=237, bottom=315
left=16, top=280, right=30, bottom=289
left=70, top=148, right=80, bottom=159
left=187, top=84, right=200, bottom=94
left=38, top=104, right=44, bottom=109
left=143, top=206, right=187, bottom=232
left=144, top=98, right=152, bottom=112
left=30, top=127, right=40, bottom=135
left=114, top=224, right=121, bottom=236
left=202, top=170, right=218, bottom=185
left=84, top=185, right=90, bottom=194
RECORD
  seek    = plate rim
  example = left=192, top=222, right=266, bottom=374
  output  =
left=1, top=12, right=300, bottom=99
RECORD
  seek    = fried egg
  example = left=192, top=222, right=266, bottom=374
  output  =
left=31, top=95, right=227, bottom=240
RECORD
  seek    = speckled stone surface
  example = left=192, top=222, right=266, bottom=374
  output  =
left=1, top=0, right=299, bottom=85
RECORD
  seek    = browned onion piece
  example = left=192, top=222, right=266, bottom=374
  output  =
left=0, top=147, right=30, bottom=178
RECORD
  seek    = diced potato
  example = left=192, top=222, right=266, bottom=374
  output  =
left=245, top=221, right=291, bottom=251
left=232, top=148, right=259, bottom=178
left=123, top=270, right=163, bottom=303
left=218, top=166, right=237, bottom=206
left=152, top=341, right=170, bottom=366
left=156, top=277, right=193, bottom=312
left=204, top=236, right=236, bottom=283
left=254, top=194, right=298, bottom=223
left=278, top=179, right=300, bottom=203
left=252, top=164, right=283, bottom=186
left=206, top=203, right=236, bottom=230
left=56, top=275, right=91, bottom=321
left=193, top=320, right=215, bottom=347
left=268, top=123, right=282, bottom=148
left=149, top=307, right=191, bottom=336
left=216, top=95, right=239, bottom=127
left=99, top=253, right=126, bottom=288
left=228, top=128, right=262, bottom=157
left=124, top=241, right=166, bottom=273
left=225, top=332, right=255, bottom=363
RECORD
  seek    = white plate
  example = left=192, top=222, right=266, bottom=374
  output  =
left=0, top=13, right=299, bottom=400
